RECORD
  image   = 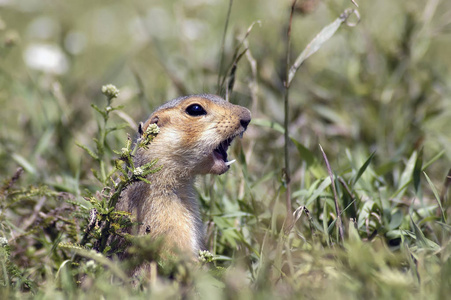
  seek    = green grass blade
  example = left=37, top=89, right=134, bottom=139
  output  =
left=352, top=151, right=375, bottom=187
left=291, top=139, right=316, bottom=167
left=305, top=177, right=331, bottom=207
left=11, top=153, right=36, bottom=175
left=423, top=171, right=446, bottom=222
left=413, top=149, right=423, bottom=194
left=409, top=216, right=440, bottom=251
left=392, top=151, right=417, bottom=199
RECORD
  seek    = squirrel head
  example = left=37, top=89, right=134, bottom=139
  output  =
left=137, top=94, right=251, bottom=179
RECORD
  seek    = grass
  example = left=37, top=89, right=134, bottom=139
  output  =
left=1, top=0, right=451, bottom=298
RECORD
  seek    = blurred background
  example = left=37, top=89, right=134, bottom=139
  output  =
left=1, top=0, right=451, bottom=296
left=1, top=0, right=450, bottom=191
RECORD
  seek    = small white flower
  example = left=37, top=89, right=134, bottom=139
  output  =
left=146, top=123, right=160, bottom=136
left=121, top=148, right=129, bottom=156
left=198, top=249, right=213, bottom=262
left=101, top=84, right=119, bottom=99
left=133, top=167, right=143, bottom=176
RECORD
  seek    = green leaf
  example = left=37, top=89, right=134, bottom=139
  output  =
left=11, top=153, right=36, bottom=175
left=352, top=151, right=375, bottom=187
left=108, top=105, right=125, bottom=111
left=388, top=210, right=403, bottom=230
left=410, top=216, right=440, bottom=251
left=291, top=139, right=316, bottom=167
left=327, top=219, right=337, bottom=235
left=106, top=123, right=130, bottom=134
left=348, top=219, right=361, bottom=243
left=76, top=142, right=99, bottom=160
left=93, top=138, right=104, bottom=156
left=305, top=177, right=331, bottom=207
left=392, top=151, right=417, bottom=199
left=91, top=103, right=106, bottom=118
left=436, top=222, right=451, bottom=232
left=91, top=168, right=103, bottom=183
left=34, top=127, right=55, bottom=157
left=422, top=150, right=445, bottom=170
left=137, top=176, right=151, bottom=184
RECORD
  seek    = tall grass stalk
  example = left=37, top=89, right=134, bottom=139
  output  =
left=282, top=2, right=359, bottom=231
left=217, top=0, right=234, bottom=96
left=282, top=0, right=297, bottom=230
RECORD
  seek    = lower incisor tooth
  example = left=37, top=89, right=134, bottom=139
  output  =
left=225, top=159, right=236, bottom=166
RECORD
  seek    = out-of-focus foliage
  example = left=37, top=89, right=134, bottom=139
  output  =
left=1, top=0, right=451, bottom=299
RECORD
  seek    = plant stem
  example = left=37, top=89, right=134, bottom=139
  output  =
left=319, top=145, right=344, bottom=244
left=217, top=0, right=234, bottom=95
left=99, top=97, right=113, bottom=184
left=283, top=0, right=297, bottom=230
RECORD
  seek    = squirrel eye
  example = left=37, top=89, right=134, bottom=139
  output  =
left=186, top=104, right=207, bottom=116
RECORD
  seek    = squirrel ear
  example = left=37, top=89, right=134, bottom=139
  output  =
left=150, top=116, right=159, bottom=125
left=138, top=122, right=144, bottom=135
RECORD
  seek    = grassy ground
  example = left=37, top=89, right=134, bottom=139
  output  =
left=1, top=0, right=451, bottom=299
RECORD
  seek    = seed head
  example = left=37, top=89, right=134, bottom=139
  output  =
left=146, top=123, right=160, bottom=136
left=101, top=84, right=119, bottom=99
left=198, top=249, right=214, bottom=262
left=133, top=167, right=143, bottom=176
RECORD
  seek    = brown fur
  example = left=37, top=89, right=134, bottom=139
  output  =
left=116, top=94, right=251, bottom=258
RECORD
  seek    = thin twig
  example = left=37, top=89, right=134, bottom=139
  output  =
left=319, top=144, right=344, bottom=244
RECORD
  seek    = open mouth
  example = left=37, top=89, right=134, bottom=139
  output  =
left=213, top=136, right=237, bottom=167
left=210, top=131, right=246, bottom=174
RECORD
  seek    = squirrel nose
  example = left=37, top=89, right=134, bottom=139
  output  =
left=240, top=117, right=251, bottom=130
left=238, top=107, right=251, bottom=130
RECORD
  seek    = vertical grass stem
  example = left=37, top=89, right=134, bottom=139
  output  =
left=283, top=0, right=298, bottom=231
left=319, top=144, right=344, bottom=244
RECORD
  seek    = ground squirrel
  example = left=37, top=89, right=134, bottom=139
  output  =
left=115, top=94, right=251, bottom=260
